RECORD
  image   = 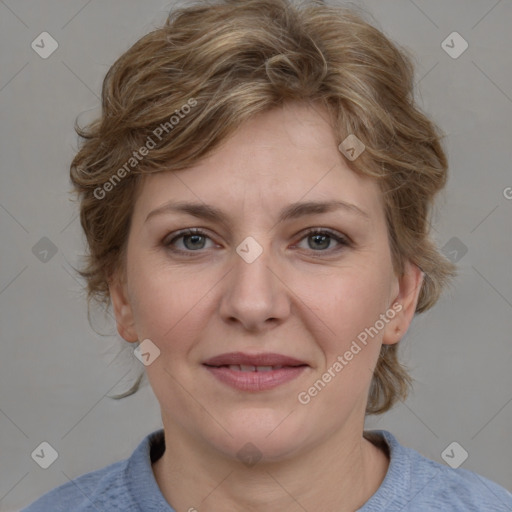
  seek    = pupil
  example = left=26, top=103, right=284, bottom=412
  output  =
left=311, top=234, right=329, bottom=250
left=182, top=234, right=330, bottom=250
left=186, top=235, right=204, bottom=249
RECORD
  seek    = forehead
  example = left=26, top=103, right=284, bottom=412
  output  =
left=133, top=102, right=384, bottom=225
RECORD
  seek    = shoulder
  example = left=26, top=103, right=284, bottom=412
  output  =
left=21, top=459, right=129, bottom=512
left=405, top=448, right=512, bottom=511
left=362, top=430, right=512, bottom=512
left=21, top=429, right=167, bottom=512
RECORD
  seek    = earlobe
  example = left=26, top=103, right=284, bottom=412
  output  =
left=382, top=262, right=424, bottom=345
left=108, top=273, right=138, bottom=343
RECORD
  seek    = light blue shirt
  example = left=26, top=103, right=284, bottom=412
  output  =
left=22, top=429, right=512, bottom=511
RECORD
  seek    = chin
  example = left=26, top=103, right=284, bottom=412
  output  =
left=203, top=408, right=314, bottom=464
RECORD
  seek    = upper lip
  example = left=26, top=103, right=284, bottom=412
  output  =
left=203, top=352, right=308, bottom=367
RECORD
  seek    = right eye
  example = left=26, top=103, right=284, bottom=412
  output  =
left=163, top=228, right=217, bottom=255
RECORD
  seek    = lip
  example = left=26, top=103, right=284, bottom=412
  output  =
left=203, top=352, right=309, bottom=392
left=203, top=352, right=307, bottom=367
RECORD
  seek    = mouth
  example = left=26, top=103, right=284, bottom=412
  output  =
left=202, top=352, right=309, bottom=391
left=216, top=364, right=294, bottom=372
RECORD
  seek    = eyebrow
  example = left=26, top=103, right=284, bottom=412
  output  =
left=144, top=199, right=370, bottom=226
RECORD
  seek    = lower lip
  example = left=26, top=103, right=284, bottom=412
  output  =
left=204, top=365, right=307, bottom=391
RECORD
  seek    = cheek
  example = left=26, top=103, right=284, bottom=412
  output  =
left=295, top=271, right=391, bottom=411
left=305, top=264, right=393, bottom=361
left=126, top=252, right=202, bottom=344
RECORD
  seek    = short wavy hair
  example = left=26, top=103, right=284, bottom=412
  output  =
left=69, top=0, right=456, bottom=413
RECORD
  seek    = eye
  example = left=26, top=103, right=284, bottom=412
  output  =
left=163, top=227, right=350, bottom=256
left=163, top=228, right=215, bottom=254
left=295, top=228, right=350, bottom=253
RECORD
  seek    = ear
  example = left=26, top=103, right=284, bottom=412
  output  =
left=108, top=270, right=138, bottom=343
left=382, top=261, right=424, bottom=345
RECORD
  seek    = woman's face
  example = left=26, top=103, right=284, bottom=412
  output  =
left=110, top=102, right=422, bottom=462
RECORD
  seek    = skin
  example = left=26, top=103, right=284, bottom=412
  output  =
left=109, top=101, right=423, bottom=512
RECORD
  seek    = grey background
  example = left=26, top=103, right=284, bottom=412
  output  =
left=1, top=0, right=511, bottom=510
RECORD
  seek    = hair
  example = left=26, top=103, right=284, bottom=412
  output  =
left=69, top=0, right=456, bottom=413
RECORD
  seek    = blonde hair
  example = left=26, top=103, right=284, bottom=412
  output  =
left=70, top=0, right=455, bottom=413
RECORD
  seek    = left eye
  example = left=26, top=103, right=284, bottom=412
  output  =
left=163, top=228, right=349, bottom=254
left=295, top=229, right=349, bottom=252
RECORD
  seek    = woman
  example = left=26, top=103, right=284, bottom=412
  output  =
left=23, top=0, right=512, bottom=510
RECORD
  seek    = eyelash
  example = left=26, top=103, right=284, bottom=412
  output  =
left=163, top=227, right=351, bottom=257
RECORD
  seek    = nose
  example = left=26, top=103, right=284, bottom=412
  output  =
left=218, top=237, right=291, bottom=332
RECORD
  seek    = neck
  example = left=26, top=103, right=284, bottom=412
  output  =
left=152, top=422, right=389, bottom=512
